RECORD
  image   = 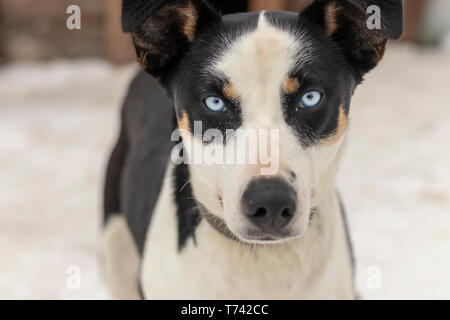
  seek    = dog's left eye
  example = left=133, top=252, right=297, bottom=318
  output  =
left=204, top=96, right=226, bottom=112
left=300, top=91, right=322, bottom=108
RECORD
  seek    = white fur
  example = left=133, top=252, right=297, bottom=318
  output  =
left=103, top=215, right=140, bottom=299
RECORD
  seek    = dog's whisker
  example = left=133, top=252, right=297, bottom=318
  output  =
left=178, top=179, right=191, bottom=193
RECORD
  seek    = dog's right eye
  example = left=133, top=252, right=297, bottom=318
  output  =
left=300, top=91, right=322, bottom=109
left=204, top=96, right=226, bottom=112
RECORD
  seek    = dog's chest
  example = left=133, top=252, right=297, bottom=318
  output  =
left=139, top=165, right=354, bottom=299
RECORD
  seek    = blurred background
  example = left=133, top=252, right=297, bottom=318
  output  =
left=0, top=0, right=449, bottom=299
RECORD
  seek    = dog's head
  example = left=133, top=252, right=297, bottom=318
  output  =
left=122, top=0, right=403, bottom=244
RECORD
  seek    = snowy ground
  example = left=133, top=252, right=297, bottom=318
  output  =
left=0, top=44, right=449, bottom=299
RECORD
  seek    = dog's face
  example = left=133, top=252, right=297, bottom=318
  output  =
left=123, top=0, right=403, bottom=243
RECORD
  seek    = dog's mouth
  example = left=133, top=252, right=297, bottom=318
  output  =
left=201, top=211, right=301, bottom=245
left=236, top=228, right=301, bottom=245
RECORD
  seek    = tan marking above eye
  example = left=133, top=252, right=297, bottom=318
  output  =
left=178, top=110, right=190, bottom=131
left=282, top=77, right=301, bottom=94
left=321, top=105, right=348, bottom=145
left=223, top=83, right=239, bottom=101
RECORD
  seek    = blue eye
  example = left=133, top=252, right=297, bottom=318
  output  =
left=300, top=91, right=322, bottom=108
left=204, top=96, right=226, bottom=112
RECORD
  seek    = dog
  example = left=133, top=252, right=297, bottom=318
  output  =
left=102, top=0, right=403, bottom=299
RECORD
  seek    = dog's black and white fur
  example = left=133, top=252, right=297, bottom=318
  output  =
left=103, top=0, right=403, bottom=299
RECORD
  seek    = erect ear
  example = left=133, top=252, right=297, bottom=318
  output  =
left=122, top=0, right=221, bottom=78
left=300, top=0, right=403, bottom=79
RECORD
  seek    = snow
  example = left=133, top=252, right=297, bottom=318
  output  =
left=1, top=45, right=449, bottom=299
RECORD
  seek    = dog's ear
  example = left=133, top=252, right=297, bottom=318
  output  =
left=122, top=0, right=221, bottom=78
left=300, top=0, right=403, bottom=79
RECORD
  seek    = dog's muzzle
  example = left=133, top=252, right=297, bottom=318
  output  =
left=199, top=178, right=300, bottom=244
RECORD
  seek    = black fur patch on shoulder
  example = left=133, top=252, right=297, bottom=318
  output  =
left=119, top=71, right=175, bottom=255
left=173, top=160, right=202, bottom=251
left=103, top=103, right=128, bottom=223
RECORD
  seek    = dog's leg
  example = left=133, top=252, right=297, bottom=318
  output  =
left=103, top=214, right=140, bottom=299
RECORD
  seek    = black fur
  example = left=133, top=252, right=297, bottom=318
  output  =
left=122, top=0, right=172, bottom=32
left=103, top=105, right=128, bottom=223
left=122, top=0, right=247, bottom=32
left=173, top=161, right=202, bottom=250
left=354, top=0, right=403, bottom=38
left=103, top=71, right=174, bottom=255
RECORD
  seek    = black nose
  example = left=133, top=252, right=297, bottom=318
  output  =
left=242, top=178, right=297, bottom=231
